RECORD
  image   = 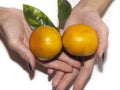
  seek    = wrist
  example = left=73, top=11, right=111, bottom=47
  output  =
left=74, top=0, right=113, bottom=16
left=72, top=3, right=99, bottom=20
left=71, top=5, right=99, bottom=22
left=0, top=7, right=9, bottom=26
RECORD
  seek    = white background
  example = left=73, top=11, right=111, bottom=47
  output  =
left=0, top=0, right=120, bottom=90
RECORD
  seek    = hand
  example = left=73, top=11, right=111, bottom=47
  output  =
left=0, top=7, right=80, bottom=73
left=51, top=6, right=108, bottom=90
left=0, top=7, right=36, bottom=70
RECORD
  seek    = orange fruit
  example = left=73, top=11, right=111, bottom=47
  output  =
left=63, top=24, right=98, bottom=56
left=29, top=25, right=62, bottom=61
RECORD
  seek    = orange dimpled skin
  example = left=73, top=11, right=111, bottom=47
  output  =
left=63, top=24, right=99, bottom=56
left=29, top=25, right=62, bottom=61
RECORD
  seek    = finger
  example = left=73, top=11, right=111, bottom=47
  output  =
left=73, top=57, right=95, bottom=90
left=58, top=52, right=81, bottom=68
left=56, top=68, right=79, bottom=90
left=47, top=69, right=54, bottom=75
left=37, top=60, right=72, bottom=73
left=96, top=21, right=108, bottom=60
left=9, top=41, right=36, bottom=70
left=52, top=71, right=64, bottom=87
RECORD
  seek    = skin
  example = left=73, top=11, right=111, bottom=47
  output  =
left=51, top=0, right=113, bottom=90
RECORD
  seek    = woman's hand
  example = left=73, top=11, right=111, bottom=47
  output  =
left=0, top=7, right=36, bottom=70
left=0, top=7, right=81, bottom=73
left=51, top=5, right=109, bottom=90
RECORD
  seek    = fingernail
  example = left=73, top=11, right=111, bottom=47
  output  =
left=27, top=63, right=33, bottom=73
left=52, top=87, right=56, bottom=90
left=102, top=53, right=105, bottom=62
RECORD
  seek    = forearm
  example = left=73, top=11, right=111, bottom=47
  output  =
left=76, top=0, right=113, bottom=15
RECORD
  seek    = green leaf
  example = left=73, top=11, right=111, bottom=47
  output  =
left=23, top=4, right=56, bottom=30
left=58, top=0, right=72, bottom=28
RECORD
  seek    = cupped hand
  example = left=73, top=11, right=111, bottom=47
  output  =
left=0, top=7, right=81, bottom=73
left=0, top=7, right=36, bottom=70
left=52, top=7, right=108, bottom=90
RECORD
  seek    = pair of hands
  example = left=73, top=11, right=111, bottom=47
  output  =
left=0, top=6, right=108, bottom=90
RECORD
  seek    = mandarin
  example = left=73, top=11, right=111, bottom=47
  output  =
left=29, top=25, right=62, bottom=61
left=63, top=24, right=98, bottom=56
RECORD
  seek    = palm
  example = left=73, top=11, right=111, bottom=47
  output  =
left=52, top=10, right=108, bottom=90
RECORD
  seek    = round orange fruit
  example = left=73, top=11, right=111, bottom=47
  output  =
left=63, top=24, right=98, bottom=56
left=29, top=25, right=62, bottom=61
